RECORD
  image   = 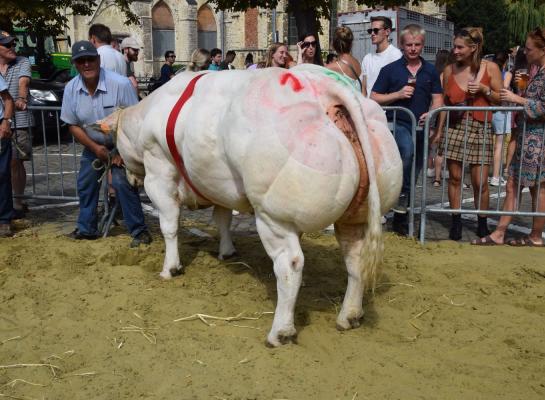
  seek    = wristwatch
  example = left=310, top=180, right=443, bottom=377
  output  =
left=3, top=118, right=12, bottom=124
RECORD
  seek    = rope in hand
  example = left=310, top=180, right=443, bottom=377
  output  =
left=91, top=150, right=113, bottom=183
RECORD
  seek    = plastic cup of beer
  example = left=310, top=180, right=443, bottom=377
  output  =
left=407, top=75, right=417, bottom=88
left=517, top=69, right=529, bottom=91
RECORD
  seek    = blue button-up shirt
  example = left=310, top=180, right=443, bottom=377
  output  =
left=372, top=56, right=442, bottom=124
left=61, top=68, right=138, bottom=147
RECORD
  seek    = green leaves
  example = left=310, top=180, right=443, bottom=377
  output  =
left=1, top=0, right=138, bottom=37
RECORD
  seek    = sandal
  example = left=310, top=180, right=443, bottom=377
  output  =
left=507, top=237, right=544, bottom=247
left=433, top=180, right=441, bottom=187
left=471, top=235, right=503, bottom=246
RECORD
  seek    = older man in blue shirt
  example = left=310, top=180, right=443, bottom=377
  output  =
left=371, top=24, right=443, bottom=235
left=61, top=41, right=150, bottom=246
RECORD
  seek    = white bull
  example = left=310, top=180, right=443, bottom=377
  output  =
left=99, top=65, right=402, bottom=346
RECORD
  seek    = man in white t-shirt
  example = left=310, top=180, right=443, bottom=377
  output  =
left=88, top=24, right=126, bottom=76
left=361, top=16, right=402, bottom=97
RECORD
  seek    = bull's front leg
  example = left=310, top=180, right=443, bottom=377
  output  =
left=212, top=206, right=237, bottom=260
left=255, top=213, right=304, bottom=347
left=143, top=157, right=183, bottom=279
left=334, top=222, right=366, bottom=330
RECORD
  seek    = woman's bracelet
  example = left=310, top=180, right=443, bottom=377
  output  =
left=17, top=97, right=27, bottom=102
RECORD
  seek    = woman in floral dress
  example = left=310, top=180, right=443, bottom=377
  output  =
left=473, top=27, right=545, bottom=246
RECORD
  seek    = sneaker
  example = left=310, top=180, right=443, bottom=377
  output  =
left=66, top=229, right=98, bottom=240
left=426, top=168, right=435, bottom=178
left=130, top=230, right=152, bottom=248
left=392, top=194, right=409, bottom=214
left=0, top=223, right=13, bottom=238
left=489, top=176, right=506, bottom=187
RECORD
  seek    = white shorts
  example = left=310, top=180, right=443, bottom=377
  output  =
left=492, top=111, right=512, bottom=135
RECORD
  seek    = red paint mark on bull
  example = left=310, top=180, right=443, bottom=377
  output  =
left=280, top=73, right=304, bottom=92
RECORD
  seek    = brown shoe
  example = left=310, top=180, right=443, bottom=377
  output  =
left=0, top=223, right=13, bottom=238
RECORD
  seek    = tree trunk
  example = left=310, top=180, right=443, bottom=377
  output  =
left=291, top=1, right=323, bottom=65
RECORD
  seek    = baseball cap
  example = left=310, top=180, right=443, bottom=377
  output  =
left=71, top=40, right=98, bottom=61
left=0, top=30, right=16, bottom=45
left=120, top=37, right=142, bottom=50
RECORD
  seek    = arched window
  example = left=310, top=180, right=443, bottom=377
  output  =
left=197, top=5, right=217, bottom=50
left=152, top=1, right=175, bottom=60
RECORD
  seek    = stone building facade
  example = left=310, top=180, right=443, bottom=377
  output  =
left=67, top=0, right=444, bottom=77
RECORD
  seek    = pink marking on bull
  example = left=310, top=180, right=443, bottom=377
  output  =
left=280, top=72, right=304, bottom=92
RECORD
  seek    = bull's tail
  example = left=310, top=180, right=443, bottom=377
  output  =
left=316, top=73, right=383, bottom=292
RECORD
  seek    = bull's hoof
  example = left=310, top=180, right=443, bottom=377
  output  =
left=159, top=267, right=184, bottom=279
left=218, top=251, right=239, bottom=261
left=266, top=329, right=298, bottom=347
left=336, top=315, right=363, bottom=331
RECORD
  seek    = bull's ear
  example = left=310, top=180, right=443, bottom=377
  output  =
left=89, top=108, right=122, bottom=135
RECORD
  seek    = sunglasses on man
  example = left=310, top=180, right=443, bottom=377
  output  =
left=367, top=27, right=386, bottom=35
left=0, top=42, right=16, bottom=48
left=301, top=41, right=317, bottom=49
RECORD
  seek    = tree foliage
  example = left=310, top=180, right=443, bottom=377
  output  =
left=446, top=0, right=510, bottom=54
left=0, top=0, right=138, bottom=37
left=507, top=0, right=545, bottom=46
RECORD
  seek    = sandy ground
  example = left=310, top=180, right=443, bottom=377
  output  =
left=1, top=217, right=544, bottom=400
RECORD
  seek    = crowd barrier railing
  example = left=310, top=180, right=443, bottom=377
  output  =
left=15, top=106, right=80, bottom=201
left=382, top=106, right=418, bottom=237
left=420, top=105, right=545, bottom=243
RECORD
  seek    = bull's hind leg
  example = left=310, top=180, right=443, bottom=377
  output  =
left=334, top=222, right=366, bottom=330
left=256, top=213, right=304, bottom=347
left=143, top=157, right=183, bottom=279
left=212, top=206, right=237, bottom=260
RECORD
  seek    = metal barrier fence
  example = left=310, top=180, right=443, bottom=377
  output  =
left=19, top=105, right=80, bottom=201
left=420, top=105, right=545, bottom=243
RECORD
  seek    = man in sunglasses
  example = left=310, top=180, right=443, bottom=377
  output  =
left=371, top=24, right=443, bottom=236
left=159, top=51, right=176, bottom=87
left=361, top=16, right=402, bottom=97
left=0, top=30, right=33, bottom=219
left=60, top=41, right=151, bottom=247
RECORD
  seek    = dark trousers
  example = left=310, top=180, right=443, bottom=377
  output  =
left=0, top=138, right=13, bottom=224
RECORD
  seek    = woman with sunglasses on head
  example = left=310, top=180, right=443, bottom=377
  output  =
left=296, top=33, right=322, bottom=65
left=473, top=28, right=545, bottom=246
left=326, top=26, right=363, bottom=92
left=437, top=27, right=503, bottom=240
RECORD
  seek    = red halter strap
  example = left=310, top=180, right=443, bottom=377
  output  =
left=165, top=73, right=210, bottom=202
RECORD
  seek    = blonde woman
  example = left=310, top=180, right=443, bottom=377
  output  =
left=265, top=43, right=289, bottom=68
left=187, top=48, right=210, bottom=72
left=438, top=27, right=502, bottom=240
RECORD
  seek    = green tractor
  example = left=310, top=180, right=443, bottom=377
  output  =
left=14, top=28, right=72, bottom=81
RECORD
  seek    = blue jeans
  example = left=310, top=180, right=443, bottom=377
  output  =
left=77, top=148, right=147, bottom=237
left=0, top=138, right=13, bottom=224
left=392, top=122, right=424, bottom=196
